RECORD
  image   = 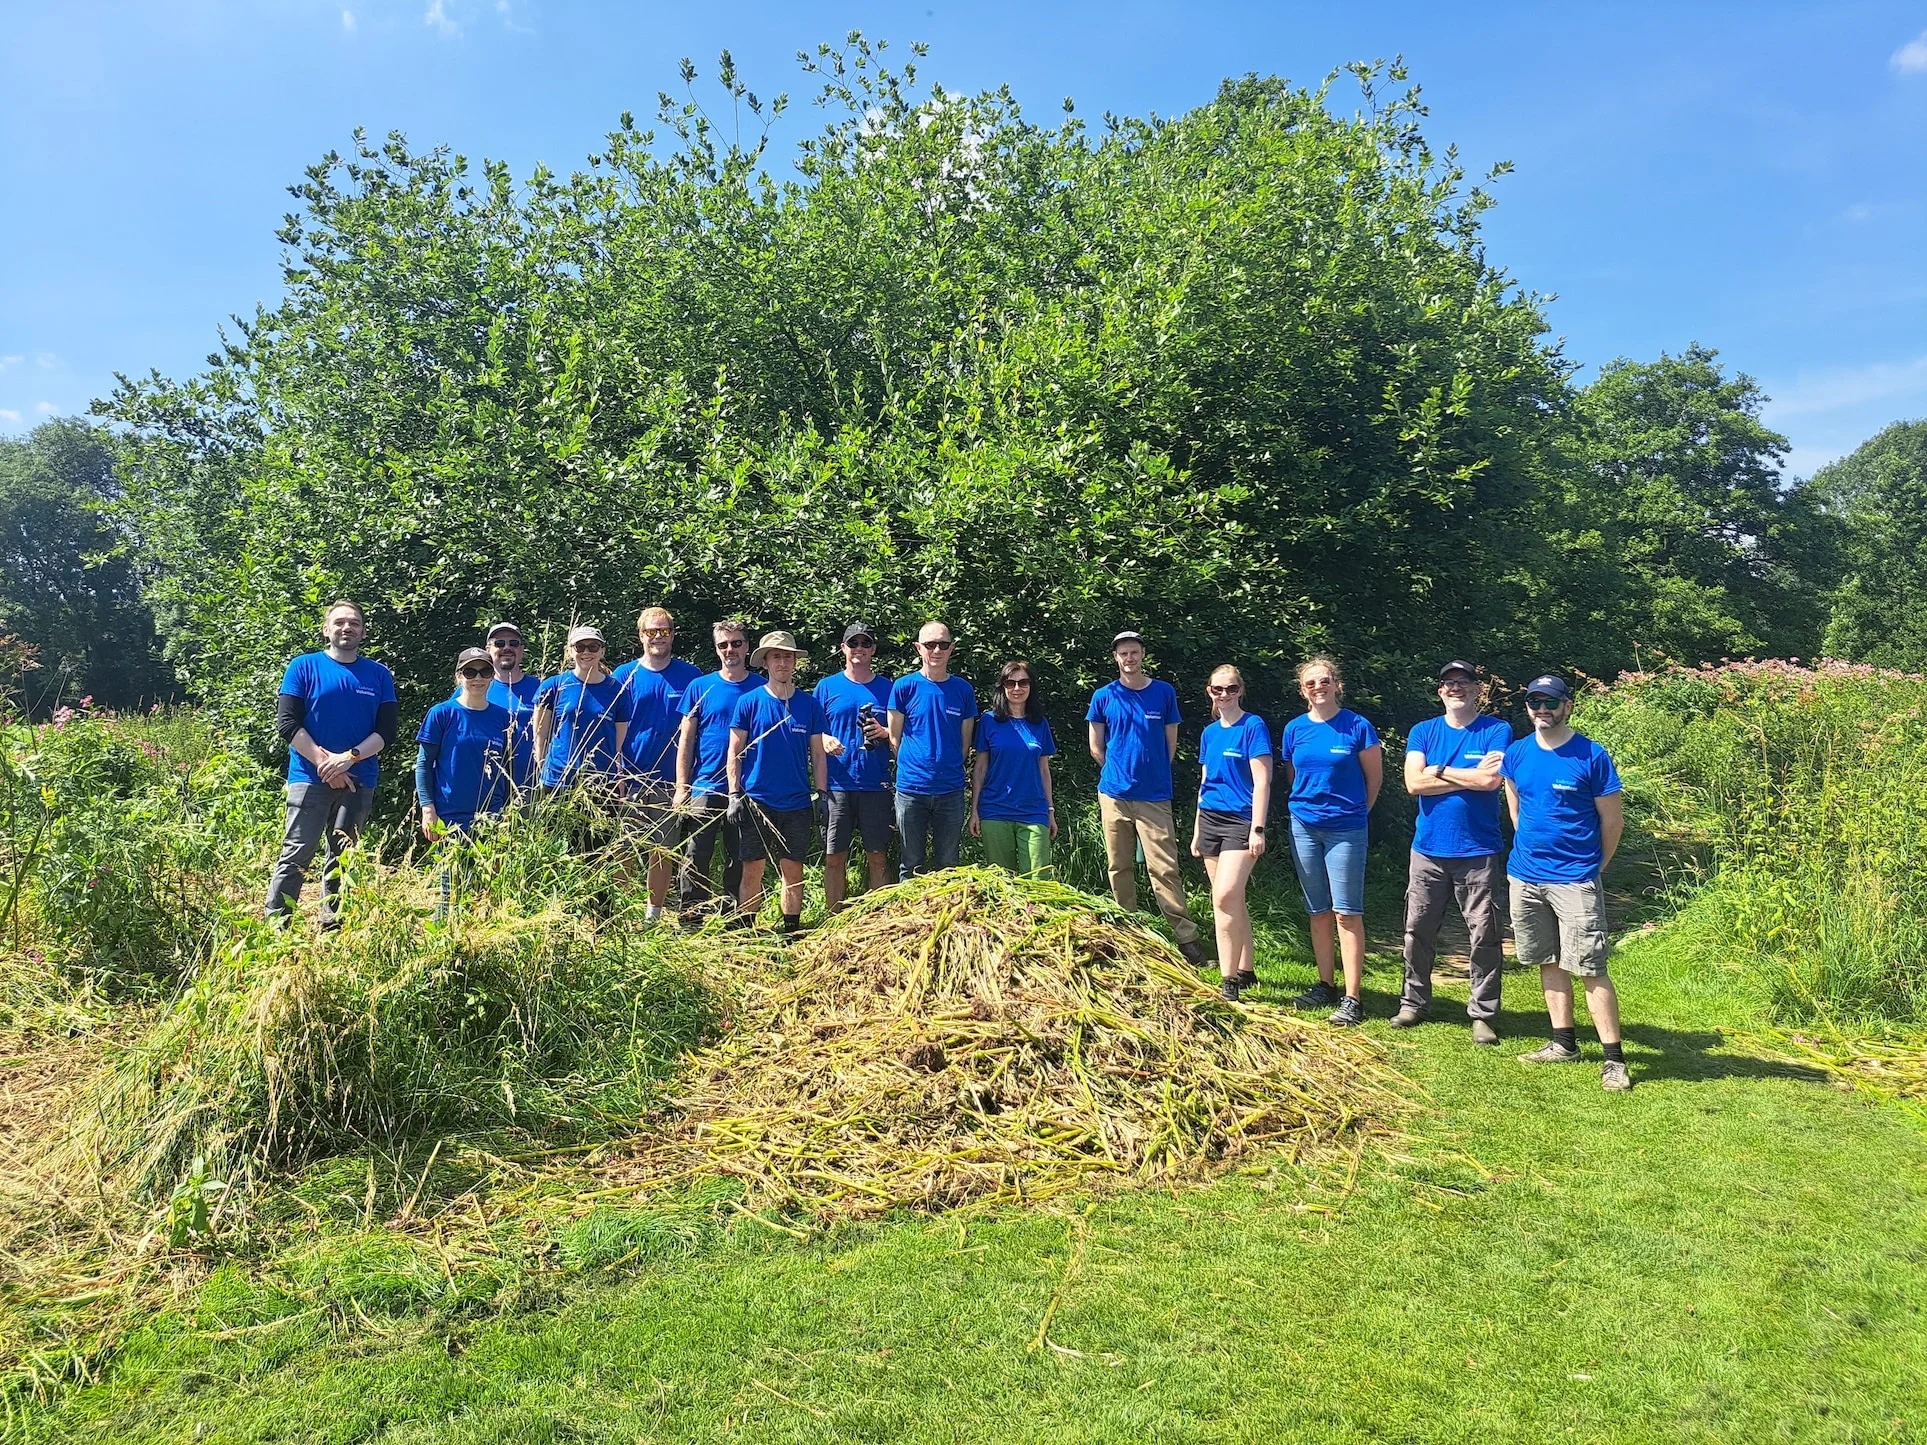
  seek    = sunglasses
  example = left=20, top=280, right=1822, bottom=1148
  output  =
left=1440, top=676, right=1475, bottom=687
left=1005, top=676, right=1032, bottom=687
left=459, top=666, right=493, bottom=680
left=845, top=637, right=876, bottom=649
left=642, top=627, right=673, bottom=640
left=716, top=638, right=746, bottom=651
left=1302, top=677, right=1336, bottom=688
left=1208, top=684, right=1241, bottom=696
left=918, top=639, right=954, bottom=651
left=573, top=641, right=604, bottom=652
left=489, top=637, right=523, bottom=648
left=1526, top=696, right=1562, bottom=711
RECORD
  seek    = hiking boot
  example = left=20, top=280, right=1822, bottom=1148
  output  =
left=1470, top=1019, right=1500, bottom=1047
left=1179, top=938, right=1210, bottom=968
left=1518, top=1040, right=1582, bottom=1064
left=1291, top=980, right=1340, bottom=1009
left=1220, top=976, right=1242, bottom=1002
left=1234, top=969, right=1259, bottom=990
left=1601, top=1060, right=1633, bottom=1091
left=1388, top=1005, right=1427, bottom=1029
left=1328, top=995, right=1365, bottom=1027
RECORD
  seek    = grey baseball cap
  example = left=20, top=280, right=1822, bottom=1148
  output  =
left=484, top=621, right=522, bottom=640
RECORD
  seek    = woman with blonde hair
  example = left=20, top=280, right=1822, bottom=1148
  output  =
left=1278, top=653, right=1382, bottom=1025
left=1189, top=664, right=1272, bottom=1001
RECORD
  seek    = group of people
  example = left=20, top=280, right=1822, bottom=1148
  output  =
left=265, top=602, right=1633, bottom=1092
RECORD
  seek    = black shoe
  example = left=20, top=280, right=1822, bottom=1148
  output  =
left=1328, top=995, right=1365, bottom=1027
left=1389, top=1005, right=1427, bottom=1029
left=1220, top=976, right=1242, bottom=1002
left=1179, top=938, right=1209, bottom=968
left=1290, top=980, right=1340, bottom=1009
left=1234, top=969, right=1258, bottom=990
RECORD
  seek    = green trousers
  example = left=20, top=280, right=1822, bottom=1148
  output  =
left=980, top=819, right=1054, bottom=878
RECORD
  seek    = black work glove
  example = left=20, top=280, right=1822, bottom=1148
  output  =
left=813, top=791, right=829, bottom=829
left=726, top=792, right=747, bottom=825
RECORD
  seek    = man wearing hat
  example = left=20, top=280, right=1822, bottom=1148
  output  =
left=888, top=620, right=978, bottom=879
left=613, top=606, right=703, bottom=921
left=1393, top=661, right=1515, bottom=1043
left=477, top=621, right=541, bottom=793
left=1086, top=631, right=1207, bottom=966
left=728, top=631, right=829, bottom=934
left=814, top=621, right=896, bottom=911
left=676, top=619, right=763, bottom=917
left=531, top=624, right=632, bottom=788
left=1501, top=674, right=1632, bottom=1091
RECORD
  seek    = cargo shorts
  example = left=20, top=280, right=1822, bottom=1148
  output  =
left=1509, top=876, right=1610, bottom=977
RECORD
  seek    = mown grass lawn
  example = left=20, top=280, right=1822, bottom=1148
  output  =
left=26, top=889, right=1927, bottom=1444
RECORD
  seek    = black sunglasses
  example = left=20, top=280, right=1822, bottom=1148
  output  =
left=489, top=637, right=523, bottom=648
left=919, top=639, right=954, bottom=651
left=716, top=638, right=746, bottom=650
left=1525, top=695, right=1562, bottom=710
left=845, top=637, right=876, bottom=649
left=460, top=666, right=493, bottom=680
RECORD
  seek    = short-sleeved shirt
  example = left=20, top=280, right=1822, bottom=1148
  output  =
left=1086, top=679, right=1181, bottom=802
left=681, top=671, right=764, bottom=797
left=614, top=658, right=703, bottom=784
left=1502, top=732, right=1622, bottom=884
left=484, top=675, right=543, bottom=789
left=974, top=712, right=1057, bottom=825
left=1278, top=709, right=1382, bottom=830
left=533, top=671, right=634, bottom=786
left=815, top=672, right=896, bottom=793
left=1198, top=711, right=1272, bottom=821
left=1408, top=713, right=1515, bottom=858
left=731, top=687, right=827, bottom=811
left=890, top=673, right=978, bottom=796
left=280, top=652, right=398, bottom=789
left=416, top=699, right=511, bottom=825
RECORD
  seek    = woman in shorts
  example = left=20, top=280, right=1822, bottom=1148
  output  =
left=1190, top=665, right=1272, bottom=1001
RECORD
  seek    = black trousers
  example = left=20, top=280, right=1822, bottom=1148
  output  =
left=679, top=792, right=746, bottom=907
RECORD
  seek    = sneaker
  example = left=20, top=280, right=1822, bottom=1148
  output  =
left=1220, top=976, right=1242, bottom=1002
left=1388, top=1005, right=1427, bottom=1029
left=1517, top=1040, right=1582, bottom=1064
left=1179, top=938, right=1210, bottom=968
left=1601, top=1060, right=1633, bottom=1091
left=1290, top=980, right=1340, bottom=1009
left=1233, top=969, right=1258, bottom=990
left=1470, top=1019, right=1500, bottom=1047
left=1328, top=995, right=1364, bottom=1027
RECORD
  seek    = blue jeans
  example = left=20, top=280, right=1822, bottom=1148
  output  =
left=896, top=789, right=966, bottom=880
left=1288, top=817, right=1368, bottom=916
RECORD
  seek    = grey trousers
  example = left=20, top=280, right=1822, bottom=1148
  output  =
left=264, top=781, right=376, bottom=921
left=1401, top=849, right=1504, bottom=1019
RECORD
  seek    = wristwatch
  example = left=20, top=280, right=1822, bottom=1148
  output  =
left=348, top=746, right=363, bottom=760
left=1252, top=823, right=1266, bottom=835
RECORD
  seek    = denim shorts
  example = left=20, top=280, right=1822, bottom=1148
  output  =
left=1288, top=817, right=1368, bottom=916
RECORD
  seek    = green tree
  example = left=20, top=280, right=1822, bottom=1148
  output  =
left=1811, top=419, right=1927, bottom=668
left=0, top=419, right=175, bottom=713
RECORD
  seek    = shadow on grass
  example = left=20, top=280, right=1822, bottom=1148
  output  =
left=1615, top=1021, right=1833, bottom=1087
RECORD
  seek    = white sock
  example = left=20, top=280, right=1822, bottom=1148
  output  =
left=645, top=903, right=662, bottom=921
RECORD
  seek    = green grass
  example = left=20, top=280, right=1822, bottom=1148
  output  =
left=21, top=864, right=1927, bottom=1444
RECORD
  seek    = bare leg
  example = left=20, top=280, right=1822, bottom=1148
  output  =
left=866, top=850, right=888, bottom=890
left=1583, top=975, right=1622, bottom=1044
left=1309, top=911, right=1338, bottom=985
left=1336, top=914, right=1367, bottom=999
left=1210, top=850, right=1259, bottom=979
left=824, top=852, right=850, bottom=912
left=738, top=857, right=767, bottom=919
left=1541, top=963, right=1574, bottom=1028
left=778, top=858, right=806, bottom=917
left=647, top=853, right=675, bottom=910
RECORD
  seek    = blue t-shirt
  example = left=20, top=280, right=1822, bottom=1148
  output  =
left=681, top=671, right=765, bottom=797
left=280, top=652, right=398, bottom=789
left=1278, top=709, right=1382, bottom=829
left=1086, top=679, right=1181, bottom=802
left=614, top=658, right=703, bottom=784
left=1502, top=733, right=1623, bottom=884
left=974, top=712, right=1057, bottom=825
left=815, top=672, right=895, bottom=793
left=486, top=675, right=543, bottom=789
left=889, top=673, right=978, bottom=796
left=1408, top=713, right=1515, bottom=859
left=1198, top=711, right=1273, bottom=821
left=416, top=699, right=511, bottom=825
left=731, top=687, right=827, bottom=811
left=533, top=671, right=634, bottom=786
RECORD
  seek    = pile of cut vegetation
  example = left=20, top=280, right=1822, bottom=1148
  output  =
left=609, top=869, right=1409, bottom=1217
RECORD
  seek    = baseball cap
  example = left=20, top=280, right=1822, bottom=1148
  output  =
left=842, top=621, right=877, bottom=644
left=456, top=647, right=493, bottom=669
left=1524, top=674, right=1573, bottom=702
left=1437, top=659, right=1479, bottom=681
left=565, top=625, right=606, bottom=648
left=484, top=621, right=522, bottom=640
left=1112, top=630, right=1146, bottom=648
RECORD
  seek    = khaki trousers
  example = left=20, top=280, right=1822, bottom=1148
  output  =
left=1098, top=795, right=1201, bottom=945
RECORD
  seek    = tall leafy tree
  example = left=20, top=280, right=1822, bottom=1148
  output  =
left=1811, top=420, right=1927, bottom=668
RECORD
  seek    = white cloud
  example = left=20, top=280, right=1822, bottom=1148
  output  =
left=33, top=352, right=59, bottom=370
left=342, top=9, right=356, bottom=31
left=1894, top=30, right=1927, bottom=72
left=1766, top=355, right=1927, bottom=418
left=0, top=409, right=20, bottom=424
left=33, top=402, right=58, bottom=416
left=0, top=355, right=21, bottom=371
left=425, top=0, right=459, bottom=36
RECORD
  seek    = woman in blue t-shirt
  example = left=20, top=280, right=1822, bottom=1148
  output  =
left=968, top=660, right=1057, bottom=878
left=1188, top=665, right=1272, bottom=1001
left=532, top=625, right=633, bottom=792
left=1277, top=654, right=1382, bottom=1026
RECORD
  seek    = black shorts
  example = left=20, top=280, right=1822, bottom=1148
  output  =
left=622, top=778, right=681, bottom=847
left=750, top=803, right=815, bottom=865
left=825, top=790, right=893, bottom=856
left=1195, top=808, right=1254, bottom=858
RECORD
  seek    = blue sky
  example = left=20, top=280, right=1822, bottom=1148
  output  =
left=3, top=1, right=1924, bottom=476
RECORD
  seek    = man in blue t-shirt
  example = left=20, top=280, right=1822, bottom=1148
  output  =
left=728, top=631, right=828, bottom=935
left=887, top=620, right=977, bottom=879
left=613, top=605, right=704, bottom=922
left=477, top=621, right=542, bottom=793
left=265, top=600, right=399, bottom=927
left=1085, top=631, right=1205, bottom=965
left=814, top=621, right=895, bottom=911
left=675, top=619, right=764, bottom=918
left=1501, top=674, right=1632, bottom=1092
left=1394, top=660, right=1514, bottom=1043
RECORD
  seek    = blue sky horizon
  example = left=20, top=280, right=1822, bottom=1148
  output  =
left=4, top=1, right=1925, bottom=477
